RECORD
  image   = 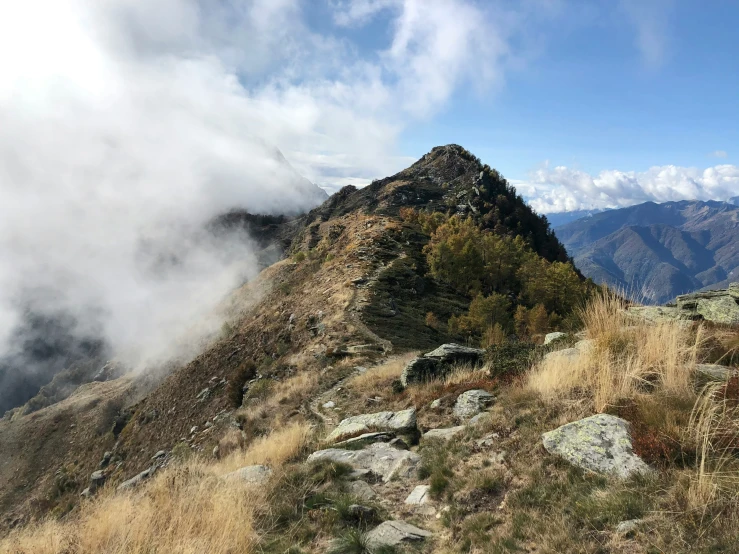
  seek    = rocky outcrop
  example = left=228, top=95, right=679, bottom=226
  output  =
left=453, top=389, right=494, bottom=420
left=307, top=443, right=421, bottom=482
left=401, top=344, right=485, bottom=386
left=542, top=414, right=651, bottom=479
left=628, top=284, right=739, bottom=326
left=365, top=520, right=433, bottom=548
left=325, top=408, right=417, bottom=443
left=544, top=332, right=567, bottom=345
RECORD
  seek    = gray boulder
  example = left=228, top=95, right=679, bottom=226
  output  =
left=542, top=414, right=650, bottom=479
left=366, top=520, right=433, bottom=548
left=307, top=443, right=420, bottom=482
left=453, top=389, right=494, bottom=420
left=223, top=465, right=272, bottom=485
left=118, top=467, right=156, bottom=491
left=423, top=426, right=466, bottom=442
left=401, top=343, right=485, bottom=386
left=348, top=480, right=377, bottom=501
left=424, top=343, right=485, bottom=364
left=626, top=306, right=695, bottom=323
left=326, top=408, right=417, bottom=443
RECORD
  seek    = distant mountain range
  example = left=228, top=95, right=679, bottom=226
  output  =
left=544, top=209, right=607, bottom=228
left=554, top=200, right=739, bottom=304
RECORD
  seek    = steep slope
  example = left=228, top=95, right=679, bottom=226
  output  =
left=0, top=144, right=572, bottom=527
left=555, top=200, right=739, bottom=303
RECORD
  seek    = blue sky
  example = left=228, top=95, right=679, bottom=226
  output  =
left=398, top=1, right=738, bottom=179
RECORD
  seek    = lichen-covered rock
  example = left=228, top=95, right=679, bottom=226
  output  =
left=325, top=409, right=417, bottom=443
left=223, top=465, right=272, bottom=485
left=696, top=296, right=739, bottom=326
left=365, top=520, right=433, bottom=548
left=453, top=389, right=494, bottom=420
left=306, top=443, right=421, bottom=482
left=542, top=414, right=650, bottom=479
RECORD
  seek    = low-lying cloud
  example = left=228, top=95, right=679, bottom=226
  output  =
left=519, top=163, right=739, bottom=214
left=1, top=0, right=543, bottom=409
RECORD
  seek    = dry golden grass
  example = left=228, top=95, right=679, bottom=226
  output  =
left=404, top=362, right=492, bottom=406
left=345, top=352, right=418, bottom=391
left=528, top=291, right=700, bottom=411
left=0, top=423, right=313, bottom=554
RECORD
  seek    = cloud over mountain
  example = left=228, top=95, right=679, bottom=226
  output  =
left=518, top=163, right=739, bottom=214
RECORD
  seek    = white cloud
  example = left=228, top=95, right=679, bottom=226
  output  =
left=711, top=150, right=728, bottom=158
left=0, top=0, right=544, bottom=377
left=519, top=162, right=739, bottom=214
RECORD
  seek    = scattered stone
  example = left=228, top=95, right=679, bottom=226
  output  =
left=195, top=388, right=211, bottom=402
left=429, top=398, right=442, bottom=409
left=80, top=487, right=91, bottom=498
left=453, top=390, right=494, bottom=420
left=89, top=470, right=106, bottom=492
left=542, top=414, right=651, bottom=479
left=205, top=421, right=213, bottom=429
left=346, top=504, right=376, bottom=521
left=405, top=485, right=431, bottom=505
left=423, top=426, right=466, bottom=442
left=544, top=332, right=567, bottom=345
left=99, top=451, right=112, bottom=469
left=366, top=520, right=433, bottom=548
left=489, top=451, right=506, bottom=465
left=190, top=426, right=198, bottom=434
left=212, top=445, right=220, bottom=458
left=322, top=401, right=336, bottom=409
left=223, top=465, right=272, bottom=485
left=696, top=363, right=736, bottom=381
left=118, top=467, right=156, bottom=491
left=307, top=443, right=421, bottom=482
left=151, top=450, right=166, bottom=460
left=616, top=519, right=641, bottom=537
left=326, top=408, right=417, bottom=443
left=348, top=480, right=377, bottom=501
left=476, top=432, right=500, bottom=448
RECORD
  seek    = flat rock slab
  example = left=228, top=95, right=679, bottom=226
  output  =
left=626, top=306, right=695, bottom=323
left=401, top=357, right=442, bottom=386
left=424, top=343, right=485, bottom=364
left=326, top=408, right=417, bottom=443
left=223, top=465, right=272, bottom=485
left=366, top=520, right=433, bottom=548
left=453, top=389, right=494, bottom=420
left=423, top=426, right=466, bottom=442
left=307, top=443, right=421, bottom=482
left=542, top=414, right=650, bottom=479
left=405, top=484, right=431, bottom=505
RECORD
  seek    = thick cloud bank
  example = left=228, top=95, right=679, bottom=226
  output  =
left=1, top=0, right=529, bottom=410
left=519, top=163, right=739, bottom=214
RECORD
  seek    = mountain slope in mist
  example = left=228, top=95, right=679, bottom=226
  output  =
left=555, top=200, right=739, bottom=303
left=0, top=144, right=572, bottom=525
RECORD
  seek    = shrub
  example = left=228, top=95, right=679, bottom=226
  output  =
left=227, top=361, right=256, bottom=408
left=487, top=342, right=536, bottom=378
